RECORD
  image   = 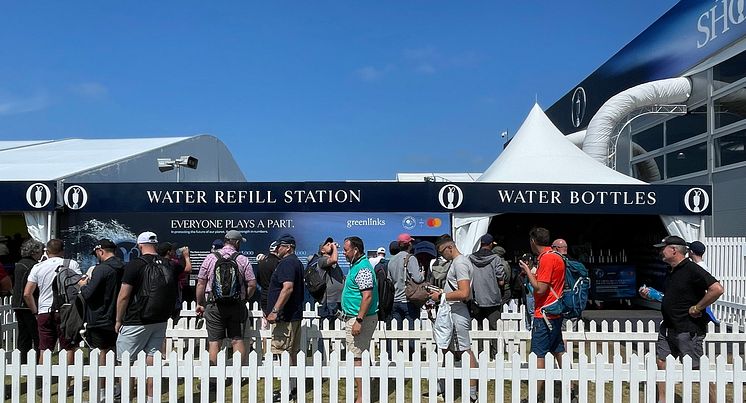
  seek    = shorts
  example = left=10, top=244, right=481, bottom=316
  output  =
left=37, top=313, right=75, bottom=352
left=271, top=320, right=302, bottom=355
left=116, top=322, right=167, bottom=362
left=204, top=302, right=248, bottom=342
left=531, top=317, right=565, bottom=357
left=86, top=328, right=118, bottom=350
left=656, top=325, right=705, bottom=369
left=345, top=316, right=377, bottom=358
left=448, top=306, right=473, bottom=352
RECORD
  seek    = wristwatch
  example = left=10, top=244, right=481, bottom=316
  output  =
left=355, top=317, right=363, bottom=323
left=271, top=308, right=280, bottom=314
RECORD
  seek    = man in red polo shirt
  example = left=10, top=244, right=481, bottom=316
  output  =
left=519, top=227, right=565, bottom=390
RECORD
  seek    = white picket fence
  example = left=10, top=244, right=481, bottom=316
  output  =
left=706, top=236, right=746, bottom=329
left=1, top=348, right=744, bottom=403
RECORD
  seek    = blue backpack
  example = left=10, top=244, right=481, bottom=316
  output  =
left=540, top=252, right=590, bottom=320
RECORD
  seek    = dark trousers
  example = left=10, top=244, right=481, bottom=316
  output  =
left=471, top=304, right=502, bottom=357
left=14, top=309, right=38, bottom=364
left=389, top=302, right=420, bottom=357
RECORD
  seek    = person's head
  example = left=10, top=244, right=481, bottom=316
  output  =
left=157, top=242, right=175, bottom=258
left=479, top=233, right=496, bottom=251
left=436, top=238, right=458, bottom=261
left=268, top=240, right=279, bottom=256
left=414, top=241, right=437, bottom=267
left=397, top=233, right=414, bottom=252
left=136, top=231, right=159, bottom=254
left=45, top=239, right=65, bottom=257
left=319, top=237, right=335, bottom=255
left=653, top=235, right=688, bottom=266
left=689, top=241, right=706, bottom=258
left=211, top=239, right=224, bottom=252
left=376, top=247, right=386, bottom=257
left=20, top=239, right=44, bottom=261
left=492, top=245, right=506, bottom=257
left=551, top=238, right=568, bottom=256
left=275, top=234, right=296, bottom=258
left=224, top=230, right=246, bottom=249
left=92, top=238, right=117, bottom=262
left=388, top=240, right=400, bottom=256
left=343, top=236, right=364, bottom=264
left=528, top=227, right=551, bottom=254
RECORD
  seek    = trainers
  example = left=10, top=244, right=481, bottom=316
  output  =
left=272, top=388, right=297, bottom=402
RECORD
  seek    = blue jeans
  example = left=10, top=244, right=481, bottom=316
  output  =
left=317, top=302, right=341, bottom=330
left=389, top=302, right=419, bottom=357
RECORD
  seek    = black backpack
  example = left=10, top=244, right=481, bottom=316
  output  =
left=374, top=259, right=394, bottom=320
left=304, top=260, right=326, bottom=303
left=135, top=256, right=177, bottom=322
left=210, top=252, right=243, bottom=302
left=51, top=259, right=81, bottom=313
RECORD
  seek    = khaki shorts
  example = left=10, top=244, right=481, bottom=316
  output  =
left=345, top=316, right=377, bottom=358
left=271, top=320, right=302, bottom=355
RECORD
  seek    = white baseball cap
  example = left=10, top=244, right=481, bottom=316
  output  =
left=376, top=247, right=386, bottom=255
left=137, top=231, right=158, bottom=244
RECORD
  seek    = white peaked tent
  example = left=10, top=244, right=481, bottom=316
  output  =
left=453, top=104, right=702, bottom=253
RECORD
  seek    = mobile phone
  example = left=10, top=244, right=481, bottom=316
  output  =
left=425, top=285, right=442, bottom=293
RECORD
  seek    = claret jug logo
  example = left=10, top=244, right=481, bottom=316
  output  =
left=438, top=184, right=463, bottom=210
left=684, top=187, right=710, bottom=213
left=64, top=185, right=89, bottom=210
left=26, top=183, right=51, bottom=209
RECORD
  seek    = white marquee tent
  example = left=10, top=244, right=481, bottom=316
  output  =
left=453, top=104, right=702, bottom=253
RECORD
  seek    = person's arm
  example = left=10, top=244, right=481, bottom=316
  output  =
left=407, top=255, right=424, bottom=282
left=494, top=259, right=506, bottom=287
left=80, top=267, right=105, bottom=300
left=326, top=243, right=339, bottom=266
left=182, top=247, right=192, bottom=274
left=241, top=257, right=257, bottom=300
left=266, top=281, right=294, bottom=323
left=519, top=260, right=550, bottom=295
left=23, top=281, right=38, bottom=314
left=690, top=282, right=724, bottom=317
left=115, top=283, right=133, bottom=333
left=350, top=289, right=373, bottom=336
left=195, top=278, right=207, bottom=315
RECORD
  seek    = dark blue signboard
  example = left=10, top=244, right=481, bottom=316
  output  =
left=59, top=211, right=451, bottom=273
left=0, top=182, right=56, bottom=211
left=589, top=264, right=638, bottom=300
left=60, top=182, right=713, bottom=216
left=548, top=0, right=746, bottom=133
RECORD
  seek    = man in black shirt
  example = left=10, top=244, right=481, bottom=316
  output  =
left=641, top=235, right=723, bottom=403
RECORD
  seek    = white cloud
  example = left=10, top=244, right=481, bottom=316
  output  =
left=0, top=91, right=50, bottom=115
left=404, top=46, right=481, bottom=75
left=71, top=82, right=109, bottom=99
left=355, top=64, right=394, bottom=82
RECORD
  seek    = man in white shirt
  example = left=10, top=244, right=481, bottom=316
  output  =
left=368, top=247, right=386, bottom=268
left=23, top=239, right=81, bottom=370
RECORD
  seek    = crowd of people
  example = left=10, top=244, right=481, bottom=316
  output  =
left=0, top=227, right=725, bottom=403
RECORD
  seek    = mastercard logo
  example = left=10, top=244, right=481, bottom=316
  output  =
left=426, top=218, right=442, bottom=228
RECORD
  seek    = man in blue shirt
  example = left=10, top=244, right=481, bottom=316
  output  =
left=266, top=233, right=305, bottom=402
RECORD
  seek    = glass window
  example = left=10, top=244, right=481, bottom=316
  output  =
left=715, top=128, right=746, bottom=167
left=713, top=49, right=746, bottom=89
left=632, top=155, right=663, bottom=182
left=631, top=123, right=663, bottom=153
left=666, top=142, right=707, bottom=178
left=714, top=84, right=746, bottom=129
left=665, top=105, right=707, bottom=145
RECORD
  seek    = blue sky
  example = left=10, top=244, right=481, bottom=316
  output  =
left=0, top=1, right=678, bottom=181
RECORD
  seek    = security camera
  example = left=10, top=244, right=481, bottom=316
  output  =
left=178, top=155, right=199, bottom=169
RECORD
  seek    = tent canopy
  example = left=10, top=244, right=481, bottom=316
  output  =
left=455, top=104, right=700, bottom=253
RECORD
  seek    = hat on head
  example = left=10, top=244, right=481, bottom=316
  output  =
left=137, top=231, right=158, bottom=245
left=414, top=241, right=437, bottom=258
left=389, top=240, right=400, bottom=255
left=269, top=240, right=279, bottom=253
left=653, top=235, right=688, bottom=248
left=211, top=239, right=224, bottom=248
left=376, top=247, right=386, bottom=255
left=480, top=234, right=494, bottom=245
left=225, top=230, right=246, bottom=243
left=91, top=238, right=117, bottom=255
left=277, top=233, right=296, bottom=246
left=397, top=233, right=414, bottom=243
left=492, top=246, right=506, bottom=257
left=689, top=241, right=706, bottom=256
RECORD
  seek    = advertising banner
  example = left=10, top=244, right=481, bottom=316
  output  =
left=589, top=264, right=638, bottom=300
left=59, top=211, right=451, bottom=274
left=60, top=182, right=712, bottom=215
left=0, top=182, right=56, bottom=211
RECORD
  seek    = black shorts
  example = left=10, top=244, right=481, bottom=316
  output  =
left=204, top=302, right=248, bottom=342
left=86, top=328, right=118, bottom=350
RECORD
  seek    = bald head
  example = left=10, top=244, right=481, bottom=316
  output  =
left=551, top=239, right=568, bottom=256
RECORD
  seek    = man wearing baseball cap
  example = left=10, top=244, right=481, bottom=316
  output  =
left=368, top=247, right=386, bottom=268
left=387, top=233, right=424, bottom=353
left=640, top=235, right=724, bottom=402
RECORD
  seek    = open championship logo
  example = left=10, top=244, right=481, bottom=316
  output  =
left=26, top=183, right=52, bottom=209
left=438, top=184, right=463, bottom=210
left=684, top=187, right=709, bottom=213
left=64, top=185, right=89, bottom=210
